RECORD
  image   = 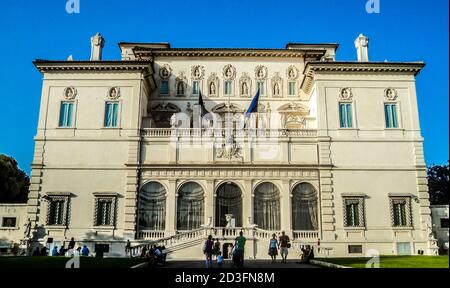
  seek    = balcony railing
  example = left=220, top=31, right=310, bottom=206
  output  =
left=141, top=128, right=317, bottom=138
left=293, top=230, right=319, bottom=240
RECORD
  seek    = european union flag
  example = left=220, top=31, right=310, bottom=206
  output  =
left=198, top=90, right=209, bottom=117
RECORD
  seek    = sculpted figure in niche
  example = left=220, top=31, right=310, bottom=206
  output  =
left=273, top=83, right=280, bottom=95
left=210, top=82, right=216, bottom=95
left=242, top=82, right=248, bottom=95
left=177, top=81, right=184, bottom=95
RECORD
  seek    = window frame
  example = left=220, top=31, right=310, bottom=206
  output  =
left=1, top=217, right=17, bottom=228
left=160, top=80, right=170, bottom=96
left=93, top=194, right=117, bottom=228
left=339, top=102, right=354, bottom=129
left=343, top=197, right=365, bottom=228
left=256, top=81, right=266, bottom=96
left=58, top=101, right=76, bottom=128
left=45, top=194, right=70, bottom=227
left=384, top=102, right=400, bottom=129
left=224, top=80, right=233, bottom=96
left=103, top=101, right=120, bottom=128
left=389, top=196, right=412, bottom=228
left=287, top=81, right=297, bottom=97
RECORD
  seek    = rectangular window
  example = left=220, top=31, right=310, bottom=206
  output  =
left=288, top=82, right=296, bottom=96
left=59, top=102, right=74, bottom=127
left=48, top=200, right=65, bottom=226
left=345, top=203, right=360, bottom=227
left=440, top=218, right=449, bottom=228
left=396, top=242, right=411, bottom=255
left=192, top=81, right=200, bottom=95
left=257, top=82, right=265, bottom=95
left=384, top=103, right=399, bottom=128
left=2, top=217, right=17, bottom=228
left=393, top=202, right=407, bottom=227
left=160, top=81, right=169, bottom=95
left=104, top=102, right=119, bottom=128
left=339, top=103, right=353, bottom=128
left=224, top=81, right=233, bottom=95
left=348, top=245, right=363, bottom=254
left=96, top=199, right=113, bottom=226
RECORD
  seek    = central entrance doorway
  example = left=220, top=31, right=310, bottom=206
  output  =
left=215, top=182, right=242, bottom=227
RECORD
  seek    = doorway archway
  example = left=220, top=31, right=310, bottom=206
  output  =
left=215, top=182, right=242, bottom=227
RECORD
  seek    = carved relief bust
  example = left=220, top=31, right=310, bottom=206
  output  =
left=191, top=65, right=205, bottom=80
left=255, top=65, right=268, bottom=80
left=339, top=87, right=353, bottom=101
left=287, top=66, right=299, bottom=80
left=159, top=64, right=172, bottom=79
left=223, top=64, right=236, bottom=80
left=384, top=88, right=398, bottom=101
left=63, top=87, right=77, bottom=100
left=107, top=87, right=120, bottom=100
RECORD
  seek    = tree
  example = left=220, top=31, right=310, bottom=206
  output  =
left=0, top=154, right=29, bottom=203
left=427, top=162, right=449, bottom=205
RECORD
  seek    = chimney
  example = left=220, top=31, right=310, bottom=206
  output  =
left=354, top=34, right=369, bottom=62
left=90, top=32, right=105, bottom=61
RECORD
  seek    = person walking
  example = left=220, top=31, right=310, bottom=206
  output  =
left=234, top=231, right=246, bottom=267
left=268, top=234, right=279, bottom=262
left=278, top=231, right=290, bottom=264
left=203, top=235, right=214, bottom=268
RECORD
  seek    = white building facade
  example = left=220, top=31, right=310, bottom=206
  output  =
left=1, top=33, right=439, bottom=258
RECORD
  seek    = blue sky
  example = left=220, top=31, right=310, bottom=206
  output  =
left=0, top=0, right=448, bottom=174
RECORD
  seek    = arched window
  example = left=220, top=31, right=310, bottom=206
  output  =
left=139, top=182, right=166, bottom=231
left=216, top=182, right=242, bottom=227
left=177, top=182, right=204, bottom=231
left=254, top=183, right=280, bottom=230
left=292, top=183, right=318, bottom=231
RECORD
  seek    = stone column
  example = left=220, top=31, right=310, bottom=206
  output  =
left=165, top=180, right=177, bottom=236
left=205, top=180, right=215, bottom=227
left=242, top=180, right=253, bottom=228
left=280, top=179, right=292, bottom=234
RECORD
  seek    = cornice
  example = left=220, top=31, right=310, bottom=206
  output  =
left=132, top=47, right=326, bottom=59
left=300, top=61, right=426, bottom=94
left=33, top=60, right=153, bottom=73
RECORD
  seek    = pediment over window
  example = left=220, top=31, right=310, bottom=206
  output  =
left=211, top=103, right=245, bottom=114
left=149, top=102, right=181, bottom=128
left=277, top=102, right=310, bottom=116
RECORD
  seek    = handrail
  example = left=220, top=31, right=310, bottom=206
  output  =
left=141, top=128, right=318, bottom=138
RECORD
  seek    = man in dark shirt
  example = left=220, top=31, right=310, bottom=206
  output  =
left=278, top=231, right=290, bottom=263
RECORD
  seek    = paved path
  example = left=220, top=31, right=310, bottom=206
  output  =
left=158, top=259, right=319, bottom=268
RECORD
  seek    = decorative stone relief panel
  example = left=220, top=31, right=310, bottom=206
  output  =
left=159, top=64, right=172, bottom=79
left=107, top=87, right=121, bottom=100
left=254, top=65, right=268, bottom=80
left=384, top=88, right=398, bottom=101
left=191, top=65, right=205, bottom=80
left=63, top=87, right=77, bottom=100
left=223, top=64, right=236, bottom=80
left=287, top=66, right=299, bottom=80
left=339, top=87, right=353, bottom=101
